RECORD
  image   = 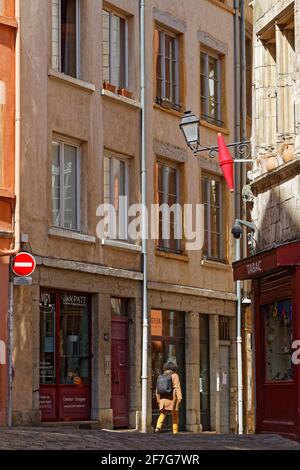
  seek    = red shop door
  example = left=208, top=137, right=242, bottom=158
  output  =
left=111, top=317, right=129, bottom=428
left=257, top=294, right=297, bottom=438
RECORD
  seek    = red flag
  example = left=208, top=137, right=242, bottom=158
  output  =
left=217, top=133, right=234, bottom=192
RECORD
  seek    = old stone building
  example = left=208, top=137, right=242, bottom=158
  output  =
left=2, top=0, right=253, bottom=433
left=0, top=0, right=16, bottom=426
left=233, top=0, right=300, bottom=441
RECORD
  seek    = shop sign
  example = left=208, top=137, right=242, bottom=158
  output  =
left=40, top=360, right=55, bottom=378
left=62, top=294, right=87, bottom=307
left=151, top=310, right=163, bottom=336
left=40, top=394, right=54, bottom=411
left=246, top=260, right=262, bottom=275
left=40, top=292, right=51, bottom=307
left=62, top=395, right=88, bottom=410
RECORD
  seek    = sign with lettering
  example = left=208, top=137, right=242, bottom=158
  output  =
left=62, top=294, right=87, bottom=307
left=246, top=260, right=262, bottom=275
left=151, top=310, right=163, bottom=337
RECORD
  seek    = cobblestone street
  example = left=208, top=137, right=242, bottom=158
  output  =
left=0, top=427, right=299, bottom=450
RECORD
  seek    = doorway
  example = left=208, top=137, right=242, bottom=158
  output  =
left=39, top=291, right=91, bottom=421
left=200, top=315, right=210, bottom=431
left=219, top=343, right=230, bottom=433
left=111, top=298, right=129, bottom=428
left=151, top=309, right=186, bottom=431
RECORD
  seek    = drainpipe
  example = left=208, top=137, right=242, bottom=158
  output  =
left=4, top=0, right=21, bottom=427
left=240, top=0, right=247, bottom=257
left=234, top=0, right=244, bottom=435
left=140, top=0, right=148, bottom=433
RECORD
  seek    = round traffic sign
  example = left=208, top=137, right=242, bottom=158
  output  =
left=12, top=252, right=36, bottom=277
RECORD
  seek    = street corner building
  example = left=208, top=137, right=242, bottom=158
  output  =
left=0, top=0, right=17, bottom=426
left=233, top=0, right=300, bottom=442
left=0, top=0, right=254, bottom=434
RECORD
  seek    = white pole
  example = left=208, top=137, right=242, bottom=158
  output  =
left=140, top=0, right=148, bottom=433
left=235, top=237, right=243, bottom=434
left=7, top=279, right=13, bottom=427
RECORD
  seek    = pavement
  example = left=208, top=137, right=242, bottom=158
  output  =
left=0, top=427, right=299, bottom=450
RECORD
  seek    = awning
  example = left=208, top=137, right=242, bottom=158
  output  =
left=232, top=240, right=300, bottom=281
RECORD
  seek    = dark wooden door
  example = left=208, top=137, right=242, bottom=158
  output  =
left=111, top=317, right=129, bottom=428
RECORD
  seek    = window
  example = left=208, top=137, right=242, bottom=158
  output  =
left=246, top=38, right=253, bottom=119
left=102, top=9, right=128, bottom=89
left=156, top=162, right=181, bottom=253
left=202, top=174, right=224, bottom=261
left=52, top=0, right=80, bottom=78
left=52, top=140, right=80, bottom=231
left=104, top=155, right=130, bottom=240
left=263, top=300, right=293, bottom=382
left=155, top=27, right=180, bottom=109
left=200, top=51, right=223, bottom=126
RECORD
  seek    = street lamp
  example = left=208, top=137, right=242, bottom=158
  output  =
left=179, top=109, right=252, bottom=162
left=179, top=110, right=200, bottom=149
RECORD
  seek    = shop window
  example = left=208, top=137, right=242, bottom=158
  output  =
left=156, top=161, right=181, bottom=253
left=202, top=174, right=224, bottom=261
left=104, top=154, right=130, bottom=241
left=40, top=293, right=56, bottom=385
left=200, top=51, right=223, bottom=127
left=39, top=291, right=90, bottom=386
left=52, top=0, right=80, bottom=78
left=151, top=309, right=185, bottom=430
left=59, top=293, right=89, bottom=385
left=263, top=300, right=293, bottom=382
left=52, top=139, right=80, bottom=231
left=102, top=8, right=128, bottom=90
left=155, top=26, right=180, bottom=110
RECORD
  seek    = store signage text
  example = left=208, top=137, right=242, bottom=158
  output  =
left=62, top=294, right=87, bottom=306
left=246, top=260, right=262, bottom=275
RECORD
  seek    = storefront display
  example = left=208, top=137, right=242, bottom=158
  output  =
left=39, top=290, right=91, bottom=421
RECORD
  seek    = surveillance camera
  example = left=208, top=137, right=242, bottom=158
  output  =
left=231, top=223, right=243, bottom=239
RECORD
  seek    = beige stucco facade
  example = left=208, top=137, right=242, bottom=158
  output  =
left=9, top=0, right=252, bottom=433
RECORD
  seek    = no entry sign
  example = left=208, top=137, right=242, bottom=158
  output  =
left=12, top=252, right=36, bottom=277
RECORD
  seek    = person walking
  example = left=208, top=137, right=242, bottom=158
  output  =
left=155, top=361, right=182, bottom=434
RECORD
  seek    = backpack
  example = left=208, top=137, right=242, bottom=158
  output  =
left=156, top=372, right=173, bottom=394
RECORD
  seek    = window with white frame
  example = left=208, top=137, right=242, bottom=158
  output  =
left=102, top=9, right=128, bottom=89
left=156, top=161, right=181, bottom=253
left=200, top=51, right=223, bottom=126
left=104, top=155, right=130, bottom=240
left=52, top=140, right=80, bottom=231
left=201, top=174, right=224, bottom=261
left=155, top=27, right=180, bottom=109
left=52, top=0, right=80, bottom=78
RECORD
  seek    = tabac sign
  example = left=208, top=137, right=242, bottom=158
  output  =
left=233, top=241, right=300, bottom=281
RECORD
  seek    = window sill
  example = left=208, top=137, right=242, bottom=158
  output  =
left=48, top=227, right=96, bottom=244
left=154, top=103, right=182, bottom=118
left=48, top=69, right=96, bottom=92
left=156, top=250, right=189, bottom=262
left=101, top=89, right=141, bottom=109
left=208, top=0, right=234, bottom=14
left=0, top=15, right=18, bottom=28
left=101, top=238, right=141, bottom=252
left=0, top=229, right=13, bottom=239
left=201, top=258, right=230, bottom=270
left=200, top=119, right=230, bottom=135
